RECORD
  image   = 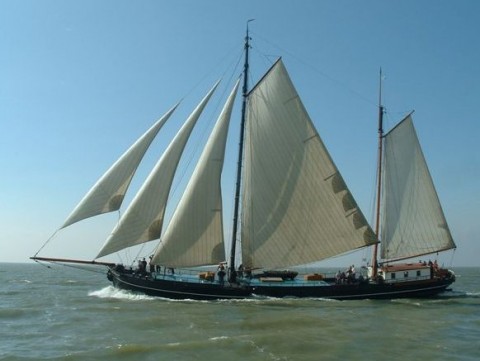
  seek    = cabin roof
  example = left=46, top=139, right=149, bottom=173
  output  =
left=381, top=263, right=430, bottom=272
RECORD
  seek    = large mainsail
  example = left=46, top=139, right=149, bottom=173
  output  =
left=241, top=60, right=377, bottom=269
left=380, top=115, right=456, bottom=261
left=61, top=105, right=178, bottom=229
left=152, top=80, right=240, bottom=267
left=96, top=83, right=219, bottom=258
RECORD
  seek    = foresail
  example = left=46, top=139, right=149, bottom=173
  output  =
left=380, top=115, right=456, bottom=261
left=152, top=80, right=240, bottom=267
left=96, top=82, right=219, bottom=258
left=241, top=60, right=377, bottom=270
left=60, top=105, right=178, bottom=229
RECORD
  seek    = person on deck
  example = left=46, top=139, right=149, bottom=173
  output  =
left=217, top=263, right=226, bottom=285
left=136, top=259, right=143, bottom=274
left=149, top=256, right=155, bottom=273
left=237, top=264, right=244, bottom=278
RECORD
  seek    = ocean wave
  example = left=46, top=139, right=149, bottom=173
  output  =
left=88, top=286, right=156, bottom=301
left=8, top=279, right=32, bottom=284
left=437, top=290, right=480, bottom=300
left=209, top=335, right=230, bottom=342
left=0, top=308, right=30, bottom=319
left=110, top=343, right=157, bottom=355
left=55, top=279, right=93, bottom=287
left=391, top=298, right=422, bottom=307
left=388, top=291, right=480, bottom=308
left=173, top=295, right=340, bottom=306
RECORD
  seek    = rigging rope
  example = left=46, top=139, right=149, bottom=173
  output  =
left=33, top=229, right=59, bottom=258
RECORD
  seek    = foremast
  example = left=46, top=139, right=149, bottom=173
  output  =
left=229, top=20, right=253, bottom=282
left=372, top=68, right=385, bottom=278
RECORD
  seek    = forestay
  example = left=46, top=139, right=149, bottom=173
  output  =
left=380, top=115, right=456, bottom=261
left=241, top=60, right=377, bottom=270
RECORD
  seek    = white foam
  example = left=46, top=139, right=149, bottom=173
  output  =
left=209, top=336, right=230, bottom=342
left=88, top=286, right=156, bottom=301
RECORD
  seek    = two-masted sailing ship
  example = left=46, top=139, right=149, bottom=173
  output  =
left=32, top=28, right=456, bottom=300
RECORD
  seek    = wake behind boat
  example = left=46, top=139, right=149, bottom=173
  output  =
left=32, top=25, right=456, bottom=300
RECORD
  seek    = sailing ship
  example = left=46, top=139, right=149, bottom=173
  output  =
left=32, top=28, right=456, bottom=300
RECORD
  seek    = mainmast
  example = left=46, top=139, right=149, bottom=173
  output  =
left=372, top=68, right=385, bottom=278
left=229, top=20, right=253, bottom=282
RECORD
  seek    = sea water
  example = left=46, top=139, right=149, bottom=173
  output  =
left=1, top=263, right=479, bottom=361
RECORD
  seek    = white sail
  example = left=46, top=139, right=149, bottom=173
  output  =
left=96, top=82, right=219, bottom=258
left=60, top=105, right=178, bottom=229
left=152, top=80, right=240, bottom=267
left=241, top=60, right=377, bottom=270
left=380, top=115, right=456, bottom=261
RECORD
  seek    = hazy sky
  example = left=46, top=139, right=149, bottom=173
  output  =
left=1, top=0, right=479, bottom=266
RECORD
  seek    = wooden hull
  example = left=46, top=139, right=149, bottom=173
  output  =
left=107, top=267, right=455, bottom=301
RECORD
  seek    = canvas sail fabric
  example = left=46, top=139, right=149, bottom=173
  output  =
left=96, top=83, right=219, bottom=258
left=61, top=105, right=178, bottom=229
left=380, top=115, right=456, bottom=261
left=241, top=60, right=377, bottom=270
left=152, top=80, right=240, bottom=267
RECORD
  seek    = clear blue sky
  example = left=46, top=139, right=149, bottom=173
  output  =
left=1, top=0, right=478, bottom=266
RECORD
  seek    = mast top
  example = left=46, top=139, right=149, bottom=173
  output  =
left=242, top=20, right=254, bottom=96
left=378, top=68, right=385, bottom=133
left=379, top=68, right=383, bottom=107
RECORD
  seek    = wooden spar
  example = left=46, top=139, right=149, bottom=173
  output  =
left=30, top=256, right=115, bottom=267
left=229, top=20, right=253, bottom=283
left=372, top=68, right=385, bottom=278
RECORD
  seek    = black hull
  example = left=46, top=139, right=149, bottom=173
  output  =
left=109, top=269, right=250, bottom=300
left=108, top=268, right=454, bottom=301
left=251, top=279, right=454, bottom=300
